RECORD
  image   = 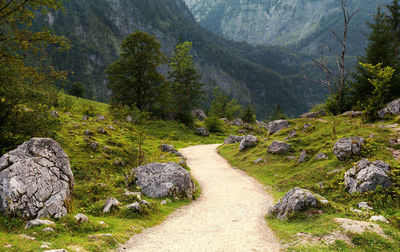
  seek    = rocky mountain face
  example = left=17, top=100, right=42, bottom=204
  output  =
left=34, top=0, right=328, bottom=118
left=184, top=0, right=390, bottom=55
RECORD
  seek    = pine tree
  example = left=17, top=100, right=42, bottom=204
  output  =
left=270, top=105, right=288, bottom=120
left=105, top=31, right=166, bottom=112
left=70, top=81, right=84, bottom=98
left=168, top=41, right=204, bottom=123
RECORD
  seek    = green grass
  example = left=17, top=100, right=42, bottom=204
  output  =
left=0, top=94, right=236, bottom=251
left=219, top=115, right=400, bottom=251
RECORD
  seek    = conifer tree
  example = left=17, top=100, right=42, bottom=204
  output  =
left=168, top=41, right=204, bottom=123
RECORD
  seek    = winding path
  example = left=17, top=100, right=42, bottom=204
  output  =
left=120, top=144, right=281, bottom=252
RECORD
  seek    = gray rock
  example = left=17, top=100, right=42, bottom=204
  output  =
left=159, top=144, right=182, bottom=157
left=139, top=200, right=149, bottom=206
left=268, top=141, right=291, bottom=154
left=25, top=219, right=55, bottom=229
left=103, top=197, right=120, bottom=213
left=239, top=135, right=258, bottom=151
left=237, top=129, right=249, bottom=134
left=96, top=115, right=106, bottom=121
left=267, top=120, right=289, bottom=134
left=19, top=234, right=35, bottom=240
left=0, top=138, right=74, bottom=220
left=192, top=109, right=207, bottom=121
left=224, top=135, right=245, bottom=144
left=74, top=213, right=89, bottom=223
left=83, top=129, right=93, bottom=136
left=97, top=127, right=106, bottom=134
left=327, top=168, right=344, bottom=175
left=42, top=227, right=55, bottom=232
left=286, top=156, right=296, bottom=160
left=253, top=158, right=266, bottom=164
left=303, top=123, right=312, bottom=131
left=161, top=199, right=172, bottom=205
left=51, top=111, right=60, bottom=118
left=315, top=153, right=328, bottom=160
left=378, top=98, right=400, bottom=118
left=41, top=245, right=51, bottom=249
left=358, top=202, right=373, bottom=210
left=126, top=202, right=140, bottom=212
left=370, top=215, right=389, bottom=223
left=268, top=187, right=328, bottom=220
left=195, top=127, right=210, bottom=137
left=107, top=125, right=116, bottom=131
left=128, top=162, right=195, bottom=198
left=230, top=118, right=243, bottom=127
left=113, top=159, right=125, bottom=166
left=89, top=142, right=100, bottom=150
left=333, top=137, right=365, bottom=161
left=124, top=191, right=142, bottom=200
left=344, top=159, right=392, bottom=194
left=300, top=110, right=326, bottom=118
left=103, top=146, right=112, bottom=153
left=343, top=111, right=363, bottom=117
left=82, top=115, right=89, bottom=121
left=298, top=150, right=307, bottom=163
left=284, top=130, right=297, bottom=141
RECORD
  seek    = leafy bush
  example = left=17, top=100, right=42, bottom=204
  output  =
left=205, top=116, right=224, bottom=133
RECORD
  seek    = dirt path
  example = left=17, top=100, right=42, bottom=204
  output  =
left=120, top=144, right=281, bottom=252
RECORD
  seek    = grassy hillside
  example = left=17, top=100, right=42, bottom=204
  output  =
left=219, top=115, right=400, bottom=251
left=0, top=95, right=235, bottom=251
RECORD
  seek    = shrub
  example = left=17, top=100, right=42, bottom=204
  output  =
left=205, top=116, right=224, bottom=133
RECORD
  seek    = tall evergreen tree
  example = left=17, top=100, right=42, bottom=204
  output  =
left=168, top=41, right=204, bottom=123
left=270, top=104, right=288, bottom=120
left=105, top=31, right=166, bottom=112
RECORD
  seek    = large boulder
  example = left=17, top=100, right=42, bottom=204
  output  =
left=268, top=187, right=328, bottom=220
left=378, top=98, right=400, bottom=118
left=333, top=137, right=365, bottom=161
left=300, top=110, right=326, bottom=118
left=128, top=162, right=195, bottom=198
left=268, top=141, right=291, bottom=154
left=230, top=118, right=244, bottom=127
left=0, top=138, right=74, bottom=220
left=267, top=120, right=289, bottom=134
left=344, top=159, right=392, bottom=194
left=239, top=135, right=258, bottom=151
left=192, top=109, right=207, bottom=121
left=224, top=135, right=245, bottom=144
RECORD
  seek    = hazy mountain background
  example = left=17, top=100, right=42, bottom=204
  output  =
left=184, top=0, right=390, bottom=55
left=33, top=0, right=387, bottom=118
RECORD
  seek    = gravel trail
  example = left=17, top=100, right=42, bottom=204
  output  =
left=120, top=144, right=281, bottom=252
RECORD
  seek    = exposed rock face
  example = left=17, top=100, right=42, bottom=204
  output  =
left=239, top=135, right=258, bottom=151
left=344, top=159, right=391, bottom=194
left=343, top=111, right=362, bottom=117
left=192, top=109, right=207, bottom=121
left=159, top=144, right=182, bottom=157
left=268, top=187, right=328, bottom=220
left=268, top=141, right=291, bottom=154
left=195, top=127, right=210, bottom=136
left=0, top=138, right=74, bottom=220
left=378, top=98, right=400, bottom=118
left=333, top=137, right=365, bottom=161
left=230, top=118, right=243, bottom=127
left=224, top=135, right=245, bottom=144
left=267, top=120, right=289, bottom=134
left=128, top=162, right=195, bottom=198
left=300, top=110, right=326, bottom=118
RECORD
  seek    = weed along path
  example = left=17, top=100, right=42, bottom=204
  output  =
left=120, top=144, right=281, bottom=252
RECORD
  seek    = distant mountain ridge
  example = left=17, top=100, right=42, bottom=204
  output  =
left=184, top=0, right=390, bottom=55
left=34, top=0, right=327, bottom=118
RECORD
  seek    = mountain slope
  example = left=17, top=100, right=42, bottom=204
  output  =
left=184, top=0, right=390, bottom=55
left=34, top=0, right=325, bottom=118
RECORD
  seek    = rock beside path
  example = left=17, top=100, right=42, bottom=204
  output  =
left=159, top=144, right=182, bottom=157
left=224, top=135, right=244, bottom=144
left=128, top=162, right=195, bottom=198
left=344, top=159, right=391, bottom=194
left=0, top=138, right=74, bottom=220
left=268, top=187, right=328, bottom=220
left=239, top=135, right=258, bottom=151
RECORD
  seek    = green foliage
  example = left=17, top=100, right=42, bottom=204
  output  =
left=204, top=116, right=225, bottom=133
left=360, top=62, right=395, bottom=121
left=105, top=31, right=166, bottom=112
left=241, top=106, right=256, bottom=123
left=168, top=41, right=204, bottom=123
left=270, top=104, right=288, bottom=120
left=209, top=87, right=242, bottom=119
left=69, top=81, right=84, bottom=98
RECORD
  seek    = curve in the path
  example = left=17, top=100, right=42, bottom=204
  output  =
left=120, top=144, right=281, bottom=252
